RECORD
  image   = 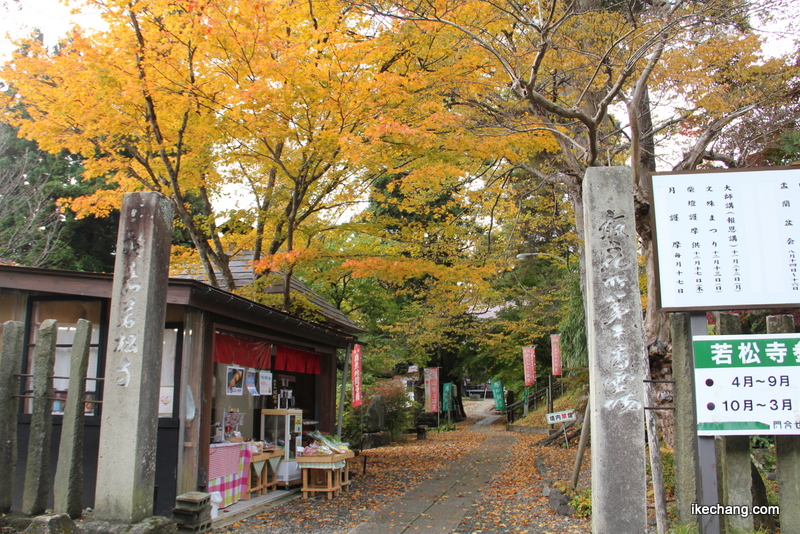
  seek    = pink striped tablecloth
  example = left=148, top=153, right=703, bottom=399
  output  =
left=208, top=442, right=252, bottom=508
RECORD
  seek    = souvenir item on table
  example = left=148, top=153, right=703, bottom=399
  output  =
left=304, top=430, right=350, bottom=455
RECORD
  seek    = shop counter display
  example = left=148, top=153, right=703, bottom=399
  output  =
left=296, top=451, right=354, bottom=500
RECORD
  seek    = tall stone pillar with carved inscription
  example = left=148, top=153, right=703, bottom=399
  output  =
left=583, top=167, right=647, bottom=533
left=94, top=192, right=174, bottom=523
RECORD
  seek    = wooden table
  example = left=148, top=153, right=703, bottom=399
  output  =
left=244, top=449, right=284, bottom=500
left=296, top=451, right=354, bottom=500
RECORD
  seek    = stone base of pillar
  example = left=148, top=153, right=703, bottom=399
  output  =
left=1, top=513, right=178, bottom=534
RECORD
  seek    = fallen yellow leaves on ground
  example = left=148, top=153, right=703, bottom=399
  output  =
left=213, top=416, right=592, bottom=534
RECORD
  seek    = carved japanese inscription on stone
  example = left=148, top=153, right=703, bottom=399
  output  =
left=112, top=228, right=146, bottom=386
left=598, top=209, right=642, bottom=412
left=583, top=167, right=647, bottom=534
left=95, top=192, right=174, bottom=524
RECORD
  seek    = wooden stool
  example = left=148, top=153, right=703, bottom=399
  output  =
left=243, top=453, right=269, bottom=500
left=263, top=453, right=281, bottom=493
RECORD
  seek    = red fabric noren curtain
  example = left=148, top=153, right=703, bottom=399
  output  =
left=274, top=346, right=322, bottom=375
left=213, top=331, right=272, bottom=369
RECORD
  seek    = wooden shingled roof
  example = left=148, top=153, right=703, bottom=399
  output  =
left=172, top=251, right=363, bottom=335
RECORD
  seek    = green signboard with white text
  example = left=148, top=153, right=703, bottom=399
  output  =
left=442, top=382, right=454, bottom=412
left=693, top=334, right=800, bottom=436
left=492, top=380, right=506, bottom=411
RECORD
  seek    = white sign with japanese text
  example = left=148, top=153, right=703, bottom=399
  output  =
left=546, top=409, right=576, bottom=425
left=259, top=370, right=272, bottom=396
left=694, top=334, right=800, bottom=436
left=652, top=168, right=800, bottom=311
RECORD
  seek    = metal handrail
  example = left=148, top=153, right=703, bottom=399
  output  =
left=506, top=379, right=565, bottom=423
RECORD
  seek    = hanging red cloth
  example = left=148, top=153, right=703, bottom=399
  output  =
left=213, top=331, right=272, bottom=369
left=274, top=346, right=321, bottom=375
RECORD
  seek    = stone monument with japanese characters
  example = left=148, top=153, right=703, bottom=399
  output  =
left=583, top=167, right=647, bottom=533
left=94, top=192, right=174, bottom=523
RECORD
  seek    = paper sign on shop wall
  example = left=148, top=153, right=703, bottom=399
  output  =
left=158, top=386, right=174, bottom=417
left=259, top=370, right=272, bottom=396
left=226, top=365, right=244, bottom=396
left=245, top=368, right=259, bottom=396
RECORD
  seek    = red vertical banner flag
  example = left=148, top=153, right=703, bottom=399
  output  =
left=424, top=367, right=440, bottom=412
left=351, top=344, right=363, bottom=407
left=551, top=334, right=562, bottom=376
left=523, top=346, right=536, bottom=386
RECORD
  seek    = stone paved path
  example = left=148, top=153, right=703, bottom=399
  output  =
left=347, top=403, right=516, bottom=533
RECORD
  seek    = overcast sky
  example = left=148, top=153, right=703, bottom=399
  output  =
left=2, top=0, right=796, bottom=61
left=0, top=0, right=105, bottom=60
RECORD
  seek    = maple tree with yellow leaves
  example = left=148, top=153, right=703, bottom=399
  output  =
left=348, top=0, right=800, bottom=341
left=0, top=0, right=517, bottom=295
